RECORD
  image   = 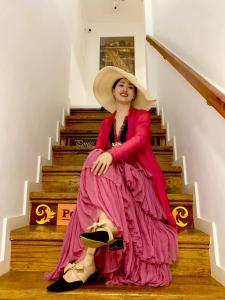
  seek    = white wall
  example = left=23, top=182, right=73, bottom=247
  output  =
left=0, top=0, right=85, bottom=275
left=75, top=0, right=147, bottom=107
left=143, top=0, right=154, bottom=36
left=145, top=0, right=225, bottom=285
left=84, top=0, right=145, bottom=24
left=67, top=1, right=87, bottom=105
left=150, top=0, right=225, bottom=94
left=83, top=21, right=147, bottom=107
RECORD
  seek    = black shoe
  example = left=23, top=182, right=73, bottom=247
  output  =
left=109, top=237, right=124, bottom=250
left=80, top=231, right=123, bottom=249
left=47, top=277, right=83, bottom=292
left=47, top=272, right=98, bottom=293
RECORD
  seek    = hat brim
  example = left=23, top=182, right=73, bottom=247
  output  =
left=93, top=66, right=156, bottom=113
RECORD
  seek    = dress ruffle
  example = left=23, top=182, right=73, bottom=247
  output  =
left=45, top=149, right=178, bottom=287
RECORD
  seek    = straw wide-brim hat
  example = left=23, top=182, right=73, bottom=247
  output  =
left=93, top=66, right=156, bottom=113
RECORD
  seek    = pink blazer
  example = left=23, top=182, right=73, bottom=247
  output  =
left=95, top=108, right=176, bottom=228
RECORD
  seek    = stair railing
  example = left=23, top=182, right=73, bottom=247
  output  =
left=146, top=35, right=225, bottom=119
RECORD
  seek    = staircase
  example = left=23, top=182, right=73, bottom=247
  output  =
left=0, top=108, right=225, bottom=299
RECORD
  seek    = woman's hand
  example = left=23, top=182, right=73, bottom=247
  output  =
left=91, top=152, right=113, bottom=176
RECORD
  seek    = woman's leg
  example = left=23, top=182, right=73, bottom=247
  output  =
left=63, top=248, right=96, bottom=283
left=47, top=247, right=97, bottom=292
left=62, top=212, right=118, bottom=283
left=45, top=149, right=128, bottom=282
left=98, top=212, right=118, bottom=233
left=80, top=212, right=119, bottom=248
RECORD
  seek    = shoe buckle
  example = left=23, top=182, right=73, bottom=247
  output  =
left=64, top=262, right=84, bottom=273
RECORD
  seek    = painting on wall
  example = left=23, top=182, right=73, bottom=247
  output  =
left=100, top=36, right=135, bottom=74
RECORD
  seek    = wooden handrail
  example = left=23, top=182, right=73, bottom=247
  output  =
left=146, top=35, right=225, bottom=119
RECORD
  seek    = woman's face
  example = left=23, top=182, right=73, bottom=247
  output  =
left=112, top=78, right=136, bottom=104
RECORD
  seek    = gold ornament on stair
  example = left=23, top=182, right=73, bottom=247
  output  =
left=35, top=204, right=56, bottom=225
left=172, top=206, right=188, bottom=227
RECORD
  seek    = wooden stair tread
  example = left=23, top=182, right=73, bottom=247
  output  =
left=42, top=165, right=82, bottom=172
left=10, top=226, right=209, bottom=245
left=29, top=192, right=193, bottom=207
left=42, top=164, right=182, bottom=173
left=30, top=191, right=192, bottom=201
left=67, top=114, right=110, bottom=120
left=0, top=272, right=225, bottom=300
left=66, top=114, right=161, bottom=121
left=70, top=107, right=157, bottom=114
left=178, top=229, right=209, bottom=244
left=60, top=128, right=166, bottom=134
left=52, top=146, right=174, bottom=165
left=30, top=192, right=76, bottom=200
left=30, top=191, right=193, bottom=205
left=52, top=145, right=173, bottom=152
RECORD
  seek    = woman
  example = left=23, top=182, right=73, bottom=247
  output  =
left=46, top=66, right=178, bottom=292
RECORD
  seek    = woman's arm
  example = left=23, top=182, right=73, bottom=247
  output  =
left=93, top=119, right=112, bottom=176
left=108, top=111, right=150, bottom=161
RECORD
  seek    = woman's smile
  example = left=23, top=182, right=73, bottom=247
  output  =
left=120, top=92, right=128, bottom=96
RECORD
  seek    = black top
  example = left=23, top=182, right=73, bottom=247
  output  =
left=109, top=117, right=128, bottom=145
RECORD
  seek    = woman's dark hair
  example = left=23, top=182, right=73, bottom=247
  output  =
left=112, top=78, right=137, bottom=96
left=112, top=78, right=122, bottom=90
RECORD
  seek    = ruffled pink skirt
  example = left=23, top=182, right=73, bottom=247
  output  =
left=45, top=149, right=178, bottom=286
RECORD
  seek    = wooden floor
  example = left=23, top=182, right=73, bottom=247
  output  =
left=0, top=272, right=225, bottom=300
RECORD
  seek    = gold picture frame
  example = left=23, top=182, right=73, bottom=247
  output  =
left=100, top=36, right=135, bottom=74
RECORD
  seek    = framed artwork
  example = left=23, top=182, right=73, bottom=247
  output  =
left=100, top=36, right=135, bottom=74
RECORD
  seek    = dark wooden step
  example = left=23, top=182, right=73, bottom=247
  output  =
left=65, top=120, right=161, bottom=131
left=41, top=164, right=183, bottom=194
left=41, top=174, right=182, bottom=194
left=60, top=128, right=167, bottom=147
left=70, top=110, right=111, bottom=119
left=65, top=115, right=162, bottom=130
left=10, top=226, right=210, bottom=276
left=42, top=164, right=182, bottom=174
left=10, top=226, right=208, bottom=245
left=70, top=107, right=157, bottom=116
left=66, top=113, right=161, bottom=122
left=30, top=191, right=192, bottom=204
left=60, top=127, right=166, bottom=135
left=52, top=145, right=173, bottom=166
left=52, top=145, right=173, bottom=152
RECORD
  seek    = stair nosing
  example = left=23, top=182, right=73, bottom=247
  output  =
left=10, top=226, right=209, bottom=246
left=29, top=191, right=193, bottom=201
left=41, top=165, right=182, bottom=174
left=52, top=145, right=174, bottom=152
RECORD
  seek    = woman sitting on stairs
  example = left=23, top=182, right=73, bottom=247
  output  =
left=46, top=66, right=178, bottom=292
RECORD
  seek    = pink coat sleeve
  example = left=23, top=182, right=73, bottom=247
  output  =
left=108, top=111, right=150, bottom=161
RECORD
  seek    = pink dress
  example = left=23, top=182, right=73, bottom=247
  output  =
left=45, top=109, right=178, bottom=287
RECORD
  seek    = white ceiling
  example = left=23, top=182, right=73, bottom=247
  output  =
left=83, top=0, right=144, bottom=23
